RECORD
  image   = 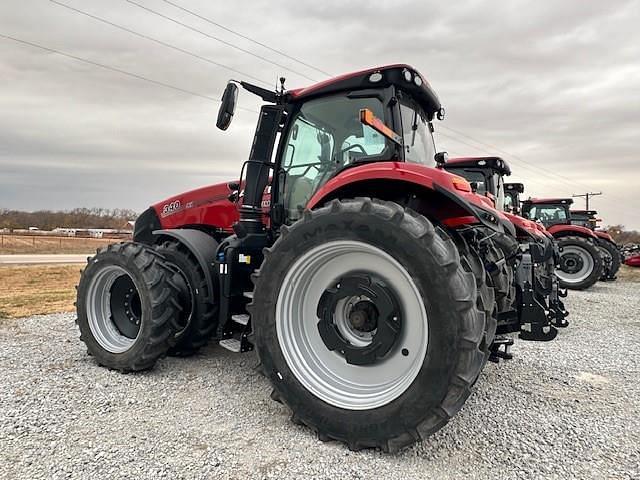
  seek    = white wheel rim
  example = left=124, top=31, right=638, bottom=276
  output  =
left=557, top=245, right=595, bottom=284
left=86, top=265, right=140, bottom=353
left=275, top=240, right=428, bottom=410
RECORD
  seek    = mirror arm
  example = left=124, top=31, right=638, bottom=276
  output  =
left=240, top=81, right=278, bottom=103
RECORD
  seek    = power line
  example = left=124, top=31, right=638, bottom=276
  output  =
left=436, top=124, right=635, bottom=210
left=439, top=124, right=598, bottom=193
left=160, top=0, right=332, bottom=77
left=125, top=0, right=319, bottom=83
left=435, top=130, right=564, bottom=186
left=0, top=33, right=256, bottom=112
left=50, top=0, right=271, bottom=86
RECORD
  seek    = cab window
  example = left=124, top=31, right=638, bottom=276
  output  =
left=526, top=206, right=568, bottom=225
left=399, top=98, right=436, bottom=166
left=494, top=174, right=505, bottom=211
left=280, top=95, right=390, bottom=222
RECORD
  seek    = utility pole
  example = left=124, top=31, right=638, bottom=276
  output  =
left=572, top=192, right=602, bottom=210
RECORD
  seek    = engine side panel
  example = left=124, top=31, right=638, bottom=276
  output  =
left=151, top=182, right=240, bottom=234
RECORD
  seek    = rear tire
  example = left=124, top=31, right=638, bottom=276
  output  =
left=597, top=238, right=621, bottom=280
left=154, top=240, right=218, bottom=356
left=556, top=236, right=603, bottom=290
left=250, top=198, right=487, bottom=452
left=76, top=242, right=185, bottom=372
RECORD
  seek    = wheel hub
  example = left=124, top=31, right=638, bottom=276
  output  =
left=316, top=274, right=402, bottom=366
left=109, top=275, right=142, bottom=339
left=561, top=252, right=584, bottom=274
left=348, top=301, right=378, bottom=332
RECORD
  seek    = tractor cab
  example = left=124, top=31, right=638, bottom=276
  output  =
left=441, top=156, right=511, bottom=211
left=504, top=183, right=524, bottom=214
left=216, top=64, right=446, bottom=229
left=570, top=210, right=599, bottom=230
left=521, top=198, right=573, bottom=228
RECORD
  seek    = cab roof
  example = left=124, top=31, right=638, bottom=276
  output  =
left=285, top=64, right=442, bottom=117
left=571, top=210, right=598, bottom=216
left=525, top=198, right=573, bottom=205
left=445, top=156, right=511, bottom=176
left=505, top=182, right=524, bottom=193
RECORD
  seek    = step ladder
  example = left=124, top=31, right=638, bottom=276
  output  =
left=218, top=301, right=253, bottom=353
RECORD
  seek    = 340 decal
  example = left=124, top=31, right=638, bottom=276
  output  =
left=161, top=200, right=182, bottom=217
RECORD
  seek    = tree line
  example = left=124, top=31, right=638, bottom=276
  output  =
left=606, top=225, right=640, bottom=244
left=0, top=208, right=137, bottom=230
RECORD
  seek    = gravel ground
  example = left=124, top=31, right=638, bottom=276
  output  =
left=1, top=281, right=639, bottom=480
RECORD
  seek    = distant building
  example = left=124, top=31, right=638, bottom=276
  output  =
left=121, top=220, right=135, bottom=231
left=53, top=228, right=77, bottom=237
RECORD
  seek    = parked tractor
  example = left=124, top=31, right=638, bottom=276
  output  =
left=570, top=210, right=620, bottom=280
left=521, top=198, right=604, bottom=289
left=441, top=157, right=568, bottom=334
left=76, top=65, right=567, bottom=452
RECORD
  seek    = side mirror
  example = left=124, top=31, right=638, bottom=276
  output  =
left=216, top=82, right=238, bottom=131
left=434, top=151, right=448, bottom=166
left=469, top=181, right=478, bottom=193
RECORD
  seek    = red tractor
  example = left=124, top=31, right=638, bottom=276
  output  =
left=441, top=157, right=568, bottom=330
left=76, top=65, right=567, bottom=452
left=570, top=210, right=621, bottom=280
left=521, top=198, right=604, bottom=289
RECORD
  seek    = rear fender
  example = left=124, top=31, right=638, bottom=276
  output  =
left=152, top=228, right=219, bottom=301
left=547, top=224, right=598, bottom=240
left=306, top=162, right=509, bottom=233
left=594, top=230, right=615, bottom=243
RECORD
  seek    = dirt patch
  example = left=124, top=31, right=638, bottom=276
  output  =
left=0, top=234, right=119, bottom=255
left=0, top=265, right=80, bottom=318
left=617, top=264, right=640, bottom=282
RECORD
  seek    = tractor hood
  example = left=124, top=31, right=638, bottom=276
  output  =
left=134, top=181, right=241, bottom=243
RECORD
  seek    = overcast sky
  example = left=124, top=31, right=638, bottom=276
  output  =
left=1, top=0, right=639, bottom=228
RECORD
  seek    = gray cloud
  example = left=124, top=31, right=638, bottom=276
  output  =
left=0, top=0, right=638, bottom=228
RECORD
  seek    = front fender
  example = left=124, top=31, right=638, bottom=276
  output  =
left=152, top=228, right=219, bottom=300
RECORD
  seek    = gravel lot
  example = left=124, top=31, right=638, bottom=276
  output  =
left=1, top=281, right=639, bottom=480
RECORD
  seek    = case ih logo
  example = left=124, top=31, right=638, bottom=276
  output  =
left=161, top=200, right=182, bottom=217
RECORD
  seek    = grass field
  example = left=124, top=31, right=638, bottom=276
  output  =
left=0, top=235, right=120, bottom=254
left=0, top=265, right=80, bottom=320
left=0, top=263, right=638, bottom=321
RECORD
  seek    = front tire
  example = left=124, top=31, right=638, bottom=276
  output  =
left=154, top=240, right=218, bottom=356
left=76, top=242, right=184, bottom=372
left=556, top=236, right=603, bottom=290
left=250, top=198, right=488, bottom=452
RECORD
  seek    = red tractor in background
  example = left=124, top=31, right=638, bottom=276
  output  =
left=520, top=198, right=604, bottom=289
left=505, top=188, right=614, bottom=284
left=75, top=65, right=568, bottom=452
left=440, top=157, right=568, bottom=330
left=570, top=210, right=621, bottom=280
